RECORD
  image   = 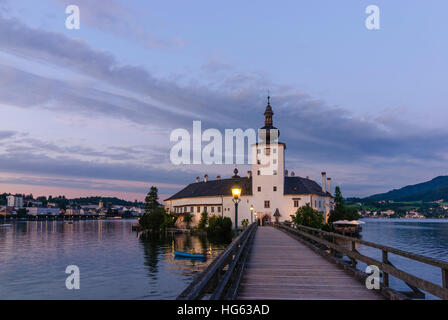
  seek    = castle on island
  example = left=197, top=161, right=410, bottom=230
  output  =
left=164, top=97, right=334, bottom=227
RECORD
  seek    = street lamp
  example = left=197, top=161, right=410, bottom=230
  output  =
left=231, top=182, right=241, bottom=237
left=250, top=205, right=254, bottom=224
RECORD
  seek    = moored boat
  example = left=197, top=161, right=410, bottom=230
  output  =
left=174, top=251, right=206, bottom=259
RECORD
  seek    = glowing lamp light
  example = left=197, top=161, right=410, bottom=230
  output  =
left=232, top=186, right=241, bottom=200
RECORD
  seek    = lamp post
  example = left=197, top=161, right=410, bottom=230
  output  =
left=231, top=184, right=241, bottom=237
left=250, top=205, right=254, bottom=224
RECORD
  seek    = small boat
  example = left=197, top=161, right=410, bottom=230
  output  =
left=174, top=251, right=206, bottom=259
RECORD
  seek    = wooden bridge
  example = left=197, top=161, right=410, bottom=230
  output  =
left=177, top=223, right=448, bottom=300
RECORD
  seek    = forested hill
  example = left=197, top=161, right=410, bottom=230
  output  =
left=366, top=176, right=448, bottom=202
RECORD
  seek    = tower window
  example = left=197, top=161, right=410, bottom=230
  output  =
left=273, top=170, right=277, bottom=175
left=190, top=206, right=194, bottom=212
left=273, top=148, right=277, bottom=153
left=264, top=201, right=270, bottom=208
left=265, top=148, right=270, bottom=155
left=273, top=186, right=277, bottom=192
left=294, top=200, right=299, bottom=207
left=257, top=186, right=261, bottom=192
left=197, top=206, right=200, bottom=213
left=257, top=170, right=260, bottom=175
left=257, top=160, right=261, bottom=165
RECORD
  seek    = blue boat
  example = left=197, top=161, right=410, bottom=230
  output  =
left=174, top=251, right=206, bottom=259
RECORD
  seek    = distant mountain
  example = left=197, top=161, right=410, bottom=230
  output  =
left=366, top=176, right=448, bottom=202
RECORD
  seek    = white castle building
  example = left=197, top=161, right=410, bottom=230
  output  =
left=164, top=97, right=334, bottom=227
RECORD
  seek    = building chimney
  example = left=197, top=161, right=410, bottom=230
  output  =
left=327, top=178, right=332, bottom=195
left=196, top=176, right=200, bottom=183
left=321, top=172, right=327, bottom=193
left=216, top=175, right=221, bottom=180
left=291, top=171, right=295, bottom=177
left=204, top=174, right=208, bottom=183
left=247, top=171, right=252, bottom=179
left=285, top=169, right=288, bottom=176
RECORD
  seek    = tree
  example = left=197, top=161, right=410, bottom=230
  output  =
left=241, top=219, right=249, bottom=229
left=139, top=187, right=170, bottom=232
left=197, top=211, right=208, bottom=230
left=163, top=212, right=178, bottom=229
left=139, top=207, right=167, bottom=231
left=207, top=215, right=232, bottom=241
left=145, top=186, right=159, bottom=214
left=183, top=212, right=193, bottom=229
left=290, top=204, right=324, bottom=229
left=328, top=186, right=360, bottom=223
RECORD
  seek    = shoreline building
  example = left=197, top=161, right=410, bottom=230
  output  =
left=164, top=98, right=334, bottom=227
left=7, top=195, right=23, bottom=209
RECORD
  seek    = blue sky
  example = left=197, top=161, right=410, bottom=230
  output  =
left=0, top=0, right=447, bottom=200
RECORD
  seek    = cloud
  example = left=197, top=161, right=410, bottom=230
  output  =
left=0, top=130, right=16, bottom=140
left=51, top=0, right=183, bottom=48
left=0, top=12, right=447, bottom=197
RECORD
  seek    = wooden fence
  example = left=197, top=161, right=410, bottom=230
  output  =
left=177, top=222, right=257, bottom=300
left=277, top=223, right=448, bottom=300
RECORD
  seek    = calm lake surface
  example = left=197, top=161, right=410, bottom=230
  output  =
left=0, top=220, right=228, bottom=299
left=357, top=218, right=448, bottom=299
left=1, top=219, right=447, bottom=299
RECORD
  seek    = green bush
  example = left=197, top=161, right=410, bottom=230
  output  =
left=163, top=212, right=178, bottom=228
left=290, top=204, right=324, bottom=229
left=207, top=215, right=232, bottom=241
left=197, top=211, right=208, bottom=230
left=182, top=212, right=194, bottom=229
left=329, top=186, right=361, bottom=223
left=139, top=207, right=167, bottom=231
left=241, top=219, right=249, bottom=229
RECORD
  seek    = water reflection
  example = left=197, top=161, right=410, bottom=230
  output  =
left=356, top=219, right=448, bottom=299
left=0, top=220, right=228, bottom=299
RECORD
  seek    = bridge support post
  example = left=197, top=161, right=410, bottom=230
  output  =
left=443, top=268, right=448, bottom=289
left=382, top=250, right=389, bottom=287
left=351, top=241, right=357, bottom=268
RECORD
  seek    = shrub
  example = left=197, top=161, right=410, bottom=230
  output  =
left=139, top=207, right=167, bottom=231
left=183, top=212, right=194, bottom=229
left=197, top=211, right=208, bottom=230
left=290, top=204, right=324, bottom=229
left=329, top=186, right=361, bottom=223
left=207, top=215, right=232, bottom=241
left=163, top=212, right=178, bottom=228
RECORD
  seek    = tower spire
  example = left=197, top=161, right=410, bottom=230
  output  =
left=260, top=93, right=280, bottom=143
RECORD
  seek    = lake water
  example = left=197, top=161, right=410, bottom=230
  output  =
left=1, top=219, right=447, bottom=299
left=356, top=218, right=448, bottom=299
left=0, top=220, right=228, bottom=299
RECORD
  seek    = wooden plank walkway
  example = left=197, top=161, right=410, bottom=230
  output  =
left=237, top=226, right=383, bottom=300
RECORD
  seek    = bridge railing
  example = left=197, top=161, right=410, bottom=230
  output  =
left=176, top=222, right=258, bottom=300
left=276, top=223, right=448, bottom=300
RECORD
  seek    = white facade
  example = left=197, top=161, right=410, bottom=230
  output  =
left=7, top=195, right=23, bottom=208
left=27, top=207, right=60, bottom=216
